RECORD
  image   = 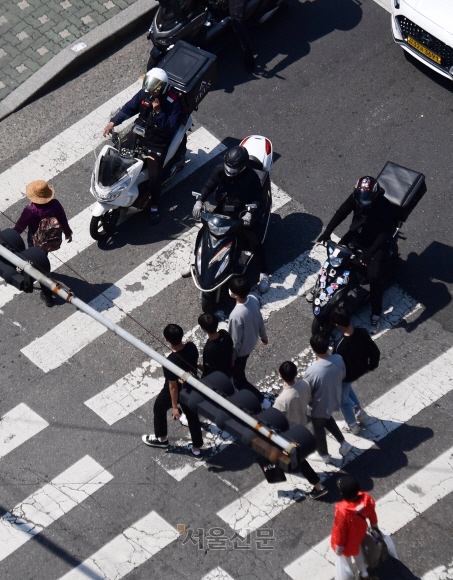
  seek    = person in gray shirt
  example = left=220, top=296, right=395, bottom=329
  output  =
left=304, top=334, right=353, bottom=464
left=228, top=276, right=269, bottom=406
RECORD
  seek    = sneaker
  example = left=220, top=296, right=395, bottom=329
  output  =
left=179, top=413, right=189, bottom=427
left=261, top=398, right=272, bottom=410
left=339, top=441, right=353, bottom=456
left=40, top=290, right=53, bottom=308
left=305, top=290, right=314, bottom=303
left=188, top=443, right=203, bottom=461
left=356, top=409, right=371, bottom=425
left=308, top=452, right=332, bottom=464
left=142, top=434, right=168, bottom=448
left=180, top=266, right=192, bottom=279
left=259, top=273, right=270, bottom=294
left=370, top=315, right=380, bottom=335
left=347, top=423, right=361, bottom=436
left=308, top=486, right=328, bottom=500
left=149, top=209, right=161, bottom=225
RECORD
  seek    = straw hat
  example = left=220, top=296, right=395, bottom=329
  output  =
left=26, top=180, right=55, bottom=204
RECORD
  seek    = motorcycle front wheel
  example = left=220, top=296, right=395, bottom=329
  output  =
left=90, top=209, right=120, bottom=240
left=201, top=292, right=214, bottom=313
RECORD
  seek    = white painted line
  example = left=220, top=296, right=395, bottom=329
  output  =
left=218, top=345, right=453, bottom=537
left=21, top=185, right=290, bottom=373
left=0, top=403, right=48, bottom=459
left=0, top=126, right=226, bottom=312
left=422, top=559, right=453, bottom=580
left=284, top=445, right=453, bottom=580
left=58, top=510, right=178, bottom=579
left=202, top=567, right=236, bottom=580
left=0, top=81, right=141, bottom=214
left=0, top=455, right=113, bottom=563
left=373, top=0, right=391, bottom=13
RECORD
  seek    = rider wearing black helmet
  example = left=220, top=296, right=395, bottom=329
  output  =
left=192, top=145, right=270, bottom=293
left=312, top=176, right=394, bottom=334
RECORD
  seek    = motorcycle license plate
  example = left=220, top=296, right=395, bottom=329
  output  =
left=407, top=36, right=442, bottom=65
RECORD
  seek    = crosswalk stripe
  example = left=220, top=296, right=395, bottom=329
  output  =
left=21, top=185, right=291, bottom=373
left=0, top=81, right=141, bottom=214
left=0, top=126, right=225, bottom=312
left=0, top=455, right=113, bottom=563
left=217, top=345, right=453, bottom=537
left=202, top=567, right=236, bottom=580
left=284, top=444, right=453, bottom=580
left=0, top=403, right=48, bottom=459
left=58, top=510, right=178, bottom=579
left=422, top=559, right=453, bottom=580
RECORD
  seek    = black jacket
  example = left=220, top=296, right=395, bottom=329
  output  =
left=200, top=164, right=262, bottom=215
left=333, top=328, right=380, bottom=383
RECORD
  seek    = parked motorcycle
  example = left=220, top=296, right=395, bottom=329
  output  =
left=90, top=41, right=216, bottom=241
left=311, top=161, right=427, bottom=335
left=146, top=0, right=286, bottom=70
left=189, top=134, right=273, bottom=312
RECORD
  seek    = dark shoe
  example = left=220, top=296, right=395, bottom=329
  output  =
left=370, top=315, right=380, bottom=335
left=40, top=290, right=53, bottom=308
left=142, top=434, right=168, bottom=448
left=308, top=486, right=328, bottom=500
left=188, top=443, right=204, bottom=461
left=244, top=52, right=255, bottom=73
left=149, top=210, right=161, bottom=225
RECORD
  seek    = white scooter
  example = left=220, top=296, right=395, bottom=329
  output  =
left=89, top=118, right=191, bottom=240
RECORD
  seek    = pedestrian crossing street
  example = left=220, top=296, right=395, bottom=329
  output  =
left=0, top=81, right=452, bottom=580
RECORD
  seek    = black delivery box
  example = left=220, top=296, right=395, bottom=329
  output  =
left=160, top=41, right=217, bottom=114
left=377, top=161, right=426, bottom=223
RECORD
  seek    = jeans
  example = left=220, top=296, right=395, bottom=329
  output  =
left=232, top=355, right=264, bottom=403
left=341, top=382, right=361, bottom=426
left=153, top=385, right=203, bottom=448
left=311, top=416, right=345, bottom=457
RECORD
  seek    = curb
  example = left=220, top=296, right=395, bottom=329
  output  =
left=0, top=0, right=158, bottom=122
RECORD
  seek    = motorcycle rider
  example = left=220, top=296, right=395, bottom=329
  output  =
left=309, top=176, right=394, bottom=334
left=103, top=68, right=182, bottom=225
left=191, top=145, right=270, bottom=293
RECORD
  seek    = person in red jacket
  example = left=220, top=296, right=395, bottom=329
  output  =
left=331, top=476, right=379, bottom=580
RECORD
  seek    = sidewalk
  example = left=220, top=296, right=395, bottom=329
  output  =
left=0, top=0, right=157, bottom=119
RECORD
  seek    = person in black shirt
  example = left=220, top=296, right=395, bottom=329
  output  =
left=314, top=176, right=395, bottom=334
left=142, top=324, right=203, bottom=458
left=198, top=313, right=234, bottom=378
left=332, top=307, right=380, bottom=435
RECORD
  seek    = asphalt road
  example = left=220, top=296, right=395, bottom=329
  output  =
left=0, top=0, right=453, bottom=579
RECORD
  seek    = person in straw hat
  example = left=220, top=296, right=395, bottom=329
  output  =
left=14, top=180, right=72, bottom=307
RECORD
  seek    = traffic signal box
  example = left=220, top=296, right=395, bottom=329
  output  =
left=0, top=229, right=50, bottom=291
left=179, top=371, right=317, bottom=473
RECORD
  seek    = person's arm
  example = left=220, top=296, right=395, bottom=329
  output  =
left=154, top=97, right=181, bottom=136
left=228, top=316, right=243, bottom=360
left=13, top=207, right=31, bottom=235
left=168, top=380, right=181, bottom=420
left=200, top=165, right=222, bottom=202
left=105, top=90, right=143, bottom=134
left=318, top=194, right=355, bottom=242
left=54, top=200, right=73, bottom=241
left=331, top=507, right=347, bottom=554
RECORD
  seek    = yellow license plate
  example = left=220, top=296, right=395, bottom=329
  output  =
left=407, top=36, right=442, bottom=65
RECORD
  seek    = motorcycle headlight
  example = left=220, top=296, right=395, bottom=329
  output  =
left=196, top=245, right=202, bottom=274
left=94, top=176, right=131, bottom=202
left=208, top=222, right=231, bottom=237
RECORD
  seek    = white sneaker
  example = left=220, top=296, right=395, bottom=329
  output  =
left=179, top=413, right=188, bottom=426
left=339, top=441, right=353, bottom=456
left=356, top=410, right=371, bottom=425
left=259, top=273, right=270, bottom=294
left=180, top=266, right=191, bottom=279
left=343, top=423, right=361, bottom=436
left=370, top=315, right=380, bottom=335
left=308, top=452, right=332, bottom=464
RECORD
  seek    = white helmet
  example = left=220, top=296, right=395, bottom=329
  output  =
left=143, top=68, right=169, bottom=94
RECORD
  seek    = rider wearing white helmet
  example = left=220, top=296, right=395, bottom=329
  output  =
left=103, top=68, right=182, bottom=225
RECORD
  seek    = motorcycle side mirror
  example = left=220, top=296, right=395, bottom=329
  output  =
left=192, top=191, right=202, bottom=199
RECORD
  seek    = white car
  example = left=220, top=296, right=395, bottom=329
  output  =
left=391, top=0, right=453, bottom=79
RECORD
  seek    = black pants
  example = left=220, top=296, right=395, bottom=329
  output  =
left=28, top=233, right=53, bottom=299
left=240, top=227, right=268, bottom=273
left=311, top=416, right=344, bottom=457
left=232, top=354, right=264, bottom=403
left=145, top=146, right=167, bottom=208
left=229, top=0, right=253, bottom=55
left=153, top=385, right=203, bottom=448
left=299, top=459, right=320, bottom=486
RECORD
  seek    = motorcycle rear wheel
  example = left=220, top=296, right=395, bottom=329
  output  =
left=90, top=209, right=120, bottom=240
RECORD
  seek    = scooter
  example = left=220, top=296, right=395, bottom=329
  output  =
left=311, top=161, right=427, bottom=335
left=189, top=135, right=273, bottom=312
left=146, top=0, right=286, bottom=70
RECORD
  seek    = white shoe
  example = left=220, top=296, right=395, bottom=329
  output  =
left=356, top=410, right=371, bottom=425
left=259, top=273, right=270, bottom=294
left=339, top=441, right=353, bottom=456
left=343, top=423, right=361, bottom=436
left=308, top=452, right=332, bottom=464
left=180, top=266, right=191, bottom=279
left=370, top=315, right=380, bottom=335
left=179, top=413, right=188, bottom=427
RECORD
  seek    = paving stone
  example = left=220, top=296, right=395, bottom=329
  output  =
left=36, top=45, right=49, bottom=56
left=0, top=49, right=7, bottom=59
left=22, top=57, right=40, bottom=72
left=0, top=15, right=10, bottom=26
left=2, top=32, right=21, bottom=47
left=17, top=0, right=31, bottom=10
left=0, top=80, right=5, bottom=89
left=15, top=30, right=29, bottom=41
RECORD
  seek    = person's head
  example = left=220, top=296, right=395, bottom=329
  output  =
left=353, top=176, right=380, bottom=210
left=163, top=323, right=184, bottom=346
left=198, top=313, right=218, bottom=335
left=26, top=180, right=55, bottom=205
left=229, top=276, right=251, bottom=300
left=143, top=68, right=168, bottom=97
left=331, top=307, right=351, bottom=329
left=224, top=146, right=249, bottom=178
left=337, top=475, right=361, bottom=501
left=310, top=334, right=329, bottom=355
left=279, top=361, right=298, bottom=384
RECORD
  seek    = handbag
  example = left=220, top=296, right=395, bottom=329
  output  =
left=357, top=511, right=389, bottom=569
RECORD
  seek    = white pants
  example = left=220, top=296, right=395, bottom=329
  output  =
left=345, top=547, right=368, bottom=577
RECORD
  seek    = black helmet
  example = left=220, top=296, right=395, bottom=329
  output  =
left=354, top=176, right=379, bottom=207
left=224, top=146, right=249, bottom=177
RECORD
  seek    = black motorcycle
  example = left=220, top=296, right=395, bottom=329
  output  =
left=311, top=161, right=427, bottom=335
left=146, top=0, right=286, bottom=70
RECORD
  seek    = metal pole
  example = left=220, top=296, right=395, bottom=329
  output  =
left=0, top=245, right=297, bottom=455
